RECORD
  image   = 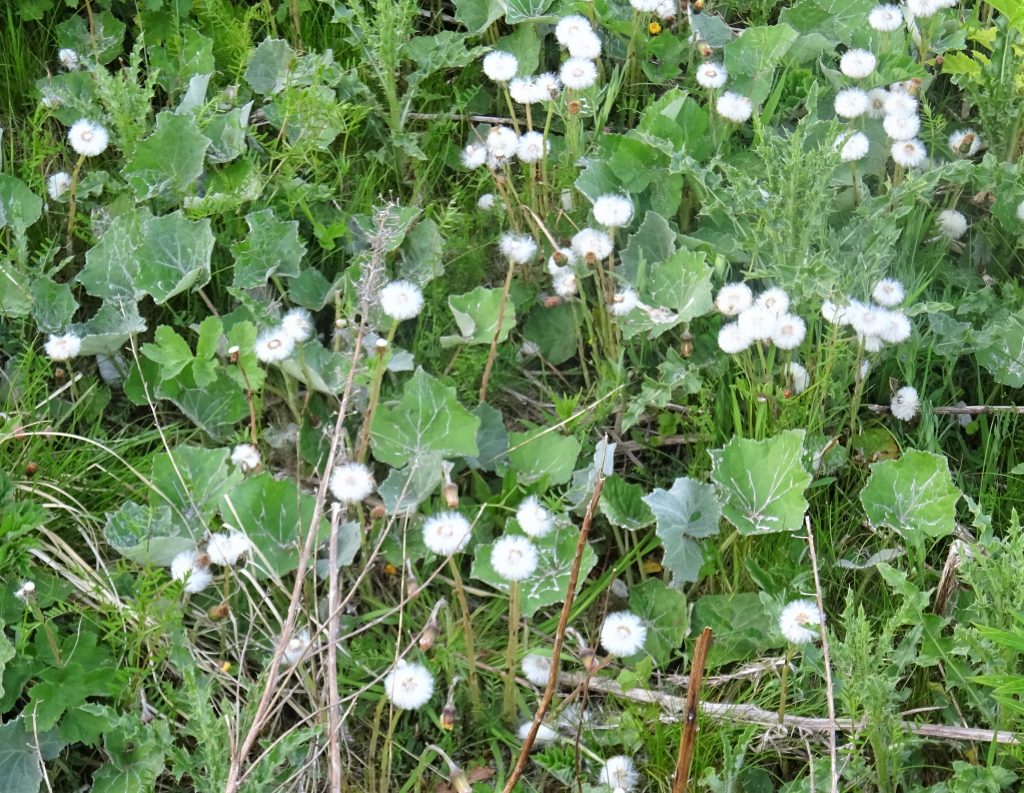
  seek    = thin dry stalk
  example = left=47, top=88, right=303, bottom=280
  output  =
left=866, top=403, right=1024, bottom=415
left=671, top=627, right=713, bottom=793
left=327, top=503, right=344, bottom=790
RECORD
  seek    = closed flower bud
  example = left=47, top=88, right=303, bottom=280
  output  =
left=419, top=615, right=440, bottom=651
left=209, top=602, right=230, bottom=621
left=444, top=481, right=460, bottom=508
left=440, top=701, right=457, bottom=731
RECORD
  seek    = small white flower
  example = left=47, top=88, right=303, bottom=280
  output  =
left=715, top=283, right=754, bottom=316
left=737, top=307, right=778, bottom=341
left=600, top=611, right=647, bottom=657
left=461, top=142, right=488, bottom=169
left=423, top=511, right=473, bottom=556
left=46, top=171, right=72, bottom=200
left=835, top=131, right=869, bottom=162
left=568, top=29, right=602, bottom=60
left=282, top=629, right=311, bottom=665
left=883, top=113, right=921, bottom=141
left=58, top=48, right=80, bottom=69
left=254, top=327, right=295, bottom=363
left=555, top=15, right=593, bottom=48
left=755, top=287, right=790, bottom=315
left=878, top=310, right=911, bottom=344
left=771, top=314, right=806, bottom=350
left=522, top=652, right=552, bottom=686
left=207, top=531, right=253, bottom=567
left=872, top=278, right=905, bottom=307
left=482, top=51, right=518, bottom=82
left=67, top=119, right=109, bottom=157
left=779, top=599, right=822, bottom=644
left=869, top=4, right=904, bottom=31
left=834, top=88, right=869, bottom=119
left=491, top=535, right=539, bottom=581
left=599, top=755, right=640, bottom=791
left=329, top=461, right=375, bottom=504
left=717, top=91, right=753, bottom=123
left=500, top=232, right=538, bottom=264
left=718, top=321, right=752, bottom=354
left=948, top=128, right=982, bottom=156
left=695, top=62, right=728, bottom=89
left=516, top=131, right=548, bottom=163
left=937, top=209, right=968, bottom=240
left=231, top=443, right=261, bottom=472
left=379, top=280, right=425, bottom=321
left=891, top=385, right=920, bottom=421
left=786, top=362, right=810, bottom=394
left=518, top=721, right=559, bottom=744
left=840, top=49, right=876, bottom=79
left=571, top=228, right=613, bottom=262
left=14, top=581, right=35, bottom=600
left=560, top=58, right=598, bottom=90
left=44, top=333, right=82, bottom=361
left=866, top=88, right=890, bottom=118
left=891, top=138, right=927, bottom=168
left=609, top=289, right=640, bottom=317
left=592, top=194, right=634, bottom=228
left=384, top=660, right=435, bottom=710
left=477, top=193, right=497, bottom=210
left=884, top=90, right=918, bottom=118
left=170, top=549, right=213, bottom=594
left=280, top=307, right=313, bottom=343
left=517, top=496, right=555, bottom=538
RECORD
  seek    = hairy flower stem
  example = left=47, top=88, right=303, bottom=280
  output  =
left=448, top=557, right=483, bottom=716
left=479, top=258, right=516, bottom=403
left=64, top=153, right=86, bottom=253
left=356, top=321, right=398, bottom=462
left=850, top=162, right=860, bottom=205
left=777, top=644, right=797, bottom=723
left=502, top=580, right=522, bottom=724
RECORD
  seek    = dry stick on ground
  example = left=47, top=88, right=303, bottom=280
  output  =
left=804, top=515, right=839, bottom=793
left=501, top=447, right=608, bottom=793
left=326, top=503, right=344, bottom=791
left=865, top=403, right=1024, bottom=415
left=671, top=627, right=713, bottom=793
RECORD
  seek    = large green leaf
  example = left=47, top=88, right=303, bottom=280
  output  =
left=453, top=0, right=506, bottom=33
left=232, top=208, right=306, bottom=288
left=692, top=592, right=774, bottom=668
left=619, top=248, right=714, bottom=340
left=149, top=445, right=242, bottom=521
left=0, top=175, right=42, bottom=235
left=30, top=276, right=78, bottom=333
left=124, top=112, right=211, bottom=200
left=445, top=286, right=516, bottom=346
left=0, top=620, right=15, bottom=704
left=0, top=718, right=66, bottom=793
left=710, top=430, right=811, bottom=536
left=861, top=450, right=961, bottom=542
left=628, top=579, right=688, bottom=667
left=91, top=712, right=170, bottom=793
left=245, top=37, right=294, bottom=95
left=507, top=428, right=581, bottom=486
left=643, top=477, right=720, bottom=584
left=219, top=474, right=330, bottom=578
left=370, top=368, right=480, bottom=467
left=76, top=209, right=148, bottom=302
left=618, top=210, right=676, bottom=285
left=522, top=302, right=577, bottom=366
left=104, top=502, right=196, bottom=566
left=601, top=475, right=655, bottom=531
left=137, top=211, right=214, bottom=304
left=70, top=300, right=147, bottom=356
left=56, top=10, right=124, bottom=64
left=157, top=370, right=250, bottom=440
left=724, top=24, right=800, bottom=104
left=977, top=310, right=1024, bottom=388
left=378, top=453, right=443, bottom=515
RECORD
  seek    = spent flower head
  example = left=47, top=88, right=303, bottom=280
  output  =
left=600, top=611, right=647, bottom=657
left=891, top=139, right=927, bottom=168
left=717, top=91, right=753, bottom=123
left=516, top=496, right=555, bottom=538
left=592, top=194, right=634, bottom=228
left=329, top=462, right=376, bottom=504
left=423, top=511, right=473, bottom=556
left=560, top=58, right=598, bottom=90
left=571, top=228, right=613, bottom=263
left=554, top=15, right=593, bottom=47
left=46, top=171, right=72, bottom=201
left=840, top=49, right=876, bottom=79
left=718, top=322, right=752, bottom=354
left=68, top=119, right=109, bottom=156
left=599, top=755, right=640, bottom=791
left=500, top=233, right=538, bottom=264
left=835, top=131, right=869, bottom=162
left=891, top=385, right=920, bottom=421
left=380, top=280, right=425, bottom=321
left=937, top=209, right=968, bottom=240
left=869, top=4, right=903, bottom=30
left=872, top=278, right=905, bottom=307
left=384, top=660, right=435, bottom=710
left=44, top=333, right=82, bottom=361
left=521, top=652, right=552, bottom=686
left=280, top=308, right=314, bottom=343
left=695, top=62, right=728, bottom=89
left=834, top=88, right=869, bottom=119
left=715, top=282, right=754, bottom=316
left=206, top=531, right=253, bottom=567
left=491, top=535, right=539, bottom=581
left=948, top=129, right=981, bottom=157
left=231, top=443, right=261, bottom=472
left=779, top=599, right=822, bottom=644
left=482, top=51, right=518, bottom=82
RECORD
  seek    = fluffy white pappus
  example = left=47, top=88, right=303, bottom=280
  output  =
left=884, top=89, right=918, bottom=118
left=851, top=305, right=888, bottom=339
left=555, top=15, right=593, bottom=48
left=68, top=119, right=109, bottom=156
left=40, top=87, right=62, bottom=109
left=230, top=443, right=261, bottom=472
left=907, top=0, right=942, bottom=17
left=517, top=496, right=555, bottom=538
left=716, top=91, right=753, bottom=123
left=821, top=299, right=853, bottom=326
left=840, top=48, right=876, bottom=79
left=47, top=171, right=72, bottom=200
left=630, top=0, right=661, bottom=10
left=567, top=29, right=602, bottom=60
left=891, top=138, right=927, bottom=168
left=835, top=131, right=869, bottom=162
left=254, top=327, right=296, bottom=363
left=695, top=62, right=728, bottom=89
left=718, top=321, right=753, bottom=354
left=170, top=549, right=214, bottom=594
left=207, top=531, right=253, bottom=567
left=521, top=652, right=552, bottom=686
left=866, top=88, right=889, bottom=119
left=509, top=77, right=535, bottom=105
left=548, top=247, right=578, bottom=273
left=491, top=535, right=539, bottom=581
left=869, top=4, right=904, bottom=30
left=834, top=88, right=869, bottom=119
left=14, top=581, right=35, bottom=600
left=737, top=307, right=778, bottom=342
left=883, top=112, right=921, bottom=141
left=423, top=511, right=473, bottom=556
left=654, top=0, right=676, bottom=19
left=518, top=721, right=558, bottom=744
left=872, top=278, right=905, bottom=307
left=592, top=194, right=634, bottom=228
left=861, top=334, right=884, bottom=353
left=878, top=310, right=912, bottom=344
left=329, top=461, right=376, bottom=504
left=891, top=385, right=920, bottom=421
left=282, top=629, right=311, bottom=665
left=461, top=142, right=487, bottom=169
left=553, top=268, right=578, bottom=299
left=560, top=58, right=598, bottom=90
left=516, top=131, right=549, bottom=163
left=384, top=660, right=435, bottom=710
left=281, top=307, right=314, bottom=343
left=779, top=599, right=822, bottom=644
left=755, top=287, right=790, bottom=315
left=715, top=282, right=754, bottom=316
left=379, top=279, right=425, bottom=321
left=1017, top=199, right=1024, bottom=222
left=609, top=289, right=640, bottom=317
left=477, top=193, right=497, bottom=210
left=533, top=72, right=562, bottom=100
left=599, top=755, right=640, bottom=791
left=482, top=50, right=518, bottom=82
left=500, top=232, right=539, bottom=264
left=771, top=314, right=807, bottom=350
left=571, top=228, right=613, bottom=262
left=486, top=125, right=520, bottom=161
left=58, top=48, right=80, bottom=69
left=948, top=128, right=982, bottom=156
left=937, top=208, right=968, bottom=240
left=600, top=611, right=647, bottom=657
left=786, top=362, right=810, bottom=394
left=44, top=333, right=82, bottom=361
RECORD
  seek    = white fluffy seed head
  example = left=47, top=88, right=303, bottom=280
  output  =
left=884, top=90, right=918, bottom=118
left=1017, top=199, right=1024, bottom=222
left=519, top=721, right=558, bottom=744
left=779, top=599, right=822, bottom=644
left=379, top=280, right=425, bottom=321
left=281, top=307, right=314, bottom=343
left=737, top=307, right=778, bottom=341
left=695, top=62, right=728, bottom=89
left=600, top=755, right=640, bottom=791
left=835, top=131, right=869, bottom=162
left=231, top=443, right=261, bottom=472
left=840, top=49, right=877, bottom=79
left=68, top=119, right=109, bottom=156
left=872, top=278, right=905, bottom=307
left=891, top=385, right=920, bottom=421
left=500, top=232, right=538, bottom=264
left=47, top=171, right=72, bottom=200
left=937, top=209, right=968, bottom=240
left=486, top=126, right=519, bottom=161
left=516, top=496, right=555, bottom=538
left=771, top=313, right=807, bottom=350
left=282, top=629, right=311, bottom=665
left=755, top=288, right=790, bottom=315
left=567, top=29, right=602, bottom=60
left=461, top=142, right=487, bottom=169
left=521, top=652, right=552, bottom=686
left=553, top=268, right=577, bottom=298
left=609, top=289, right=640, bottom=317
left=717, top=91, right=753, bottom=123
left=170, top=549, right=213, bottom=594
left=834, top=88, right=869, bottom=119
left=423, top=511, right=473, bottom=556
left=866, top=88, right=889, bottom=118
left=254, top=327, right=296, bottom=363
left=600, top=611, right=647, bottom=657
left=869, top=4, right=904, bottom=30
left=560, top=58, right=598, bottom=90
left=948, top=128, right=982, bottom=157
left=206, top=531, right=253, bottom=567
left=44, top=333, right=82, bottom=361
left=878, top=310, right=911, bottom=344
left=516, top=131, right=548, bottom=163
left=58, top=48, right=80, bottom=69
left=592, top=194, right=634, bottom=228
left=477, top=192, right=497, bottom=210
left=482, top=51, right=518, bottom=82
left=715, top=283, right=754, bottom=316
left=891, top=139, right=927, bottom=168
left=491, top=535, right=539, bottom=581
left=384, top=660, right=435, bottom=710
left=329, top=462, right=376, bottom=504
left=883, top=113, right=921, bottom=141
left=555, top=15, right=593, bottom=47
left=718, top=321, right=753, bottom=354
left=571, top=228, right=613, bottom=262
left=786, top=362, right=810, bottom=394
